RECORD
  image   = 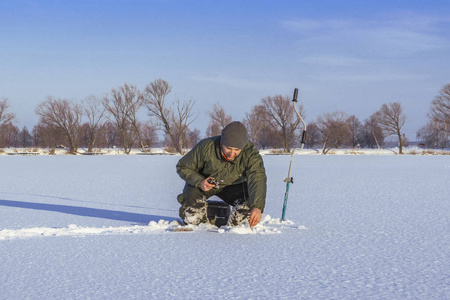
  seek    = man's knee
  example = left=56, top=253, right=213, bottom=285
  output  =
left=178, top=184, right=208, bottom=225
left=179, top=197, right=207, bottom=225
left=228, top=202, right=252, bottom=226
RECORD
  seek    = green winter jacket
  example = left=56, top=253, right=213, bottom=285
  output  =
left=176, top=136, right=267, bottom=212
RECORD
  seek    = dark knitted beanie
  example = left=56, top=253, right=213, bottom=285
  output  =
left=221, top=121, right=248, bottom=149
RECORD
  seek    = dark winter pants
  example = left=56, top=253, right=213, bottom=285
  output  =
left=177, top=181, right=252, bottom=226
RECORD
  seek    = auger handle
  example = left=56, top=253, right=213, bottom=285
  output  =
left=292, top=88, right=298, bottom=103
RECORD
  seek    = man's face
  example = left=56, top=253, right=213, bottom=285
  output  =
left=221, top=144, right=242, bottom=161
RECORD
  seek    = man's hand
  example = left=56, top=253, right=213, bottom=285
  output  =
left=200, top=177, right=216, bottom=192
left=249, top=208, right=262, bottom=228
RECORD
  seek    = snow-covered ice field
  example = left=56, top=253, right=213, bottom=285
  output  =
left=1, top=154, right=449, bottom=299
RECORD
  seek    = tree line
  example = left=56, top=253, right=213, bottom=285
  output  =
left=1, top=80, right=449, bottom=154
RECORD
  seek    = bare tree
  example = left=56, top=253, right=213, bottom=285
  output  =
left=206, top=103, right=232, bottom=137
left=141, top=121, right=159, bottom=150
left=417, top=118, right=448, bottom=149
left=417, top=121, right=441, bottom=148
left=243, top=105, right=262, bottom=145
left=0, top=98, right=16, bottom=128
left=101, top=121, right=120, bottom=149
left=19, top=126, right=33, bottom=147
left=374, top=102, right=407, bottom=154
left=35, top=97, right=83, bottom=153
left=143, top=79, right=172, bottom=136
left=103, top=83, right=142, bottom=154
left=361, top=114, right=385, bottom=149
left=171, top=98, right=196, bottom=153
left=427, top=83, right=450, bottom=148
left=259, top=95, right=305, bottom=152
left=0, top=98, right=17, bottom=148
left=31, top=123, right=43, bottom=148
left=305, top=122, right=320, bottom=149
left=127, top=107, right=146, bottom=152
left=82, top=95, right=106, bottom=152
left=346, top=115, right=363, bottom=148
left=316, top=111, right=351, bottom=154
left=243, top=105, right=267, bottom=148
left=0, top=123, right=19, bottom=148
left=166, top=127, right=201, bottom=150
left=143, top=79, right=196, bottom=154
left=186, top=128, right=201, bottom=148
left=430, top=84, right=450, bottom=127
left=32, top=120, right=66, bottom=150
left=244, top=104, right=282, bottom=149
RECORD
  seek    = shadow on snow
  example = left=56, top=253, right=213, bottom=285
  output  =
left=0, top=199, right=178, bottom=225
left=0, top=191, right=175, bottom=213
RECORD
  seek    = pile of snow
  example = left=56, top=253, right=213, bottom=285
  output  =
left=0, top=215, right=307, bottom=240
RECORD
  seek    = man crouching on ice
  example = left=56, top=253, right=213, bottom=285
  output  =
left=176, top=121, right=267, bottom=228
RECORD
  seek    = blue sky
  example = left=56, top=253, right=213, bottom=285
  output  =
left=1, top=0, right=450, bottom=140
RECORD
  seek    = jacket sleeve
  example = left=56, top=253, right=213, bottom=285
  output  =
left=245, top=148, right=267, bottom=213
left=176, top=142, right=206, bottom=188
